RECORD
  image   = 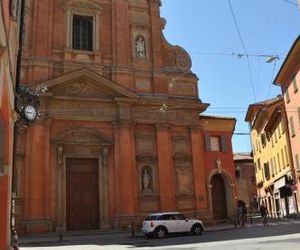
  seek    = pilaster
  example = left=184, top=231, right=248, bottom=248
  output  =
left=116, top=121, right=136, bottom=215
left=190, top=126, right=208, bottom=211
left=156, top=124, right=175, bottom=210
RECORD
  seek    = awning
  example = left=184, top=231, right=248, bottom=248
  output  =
left=274, top=176, right=286, bottom=190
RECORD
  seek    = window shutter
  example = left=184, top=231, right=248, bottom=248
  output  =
left=221, top=135, right=228, bottom=152
left=204, top=134, right=211, bottom=151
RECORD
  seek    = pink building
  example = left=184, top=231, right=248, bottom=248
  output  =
left=274, top=36, right=300, bottom=214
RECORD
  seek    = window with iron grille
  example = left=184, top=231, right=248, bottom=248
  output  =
left=72, top=15, right=93, bottom=51
left=264, top=162, right=270, bottom=180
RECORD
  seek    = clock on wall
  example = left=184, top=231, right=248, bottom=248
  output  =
left=22, top=104, right=38, bottom=122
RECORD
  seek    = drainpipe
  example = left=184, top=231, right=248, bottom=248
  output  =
left=11, top=0, right=25, bottom=243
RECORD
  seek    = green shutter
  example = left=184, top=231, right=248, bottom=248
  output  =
left=221, top=135, right=228, bottom=152
left=204, top=134, right=211, bottom=151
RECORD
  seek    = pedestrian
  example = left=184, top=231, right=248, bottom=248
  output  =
left=241, top=205, right=248, bottom=226
left=11, top=230, right=19, bottom=250
left=260, top=203, right=268, bottom=226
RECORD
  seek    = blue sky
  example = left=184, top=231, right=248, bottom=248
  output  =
left=161, top=0, right=300, bottom=153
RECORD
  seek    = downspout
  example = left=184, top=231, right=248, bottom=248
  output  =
left=11, top=0, right=25, bottom=234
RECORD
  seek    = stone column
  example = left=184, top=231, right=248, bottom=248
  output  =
left=156, top=124, right=175, bottom=211
left=190, top=126, right=207, bottom=211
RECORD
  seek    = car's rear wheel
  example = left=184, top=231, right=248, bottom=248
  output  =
left=192, top=224, right=203, bottom=235
left=155, top=227, right=168, bottom=239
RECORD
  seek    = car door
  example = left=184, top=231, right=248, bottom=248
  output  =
left=163, top=214, right=176, bottom=233
left=173, top=213, right=190, bottom=232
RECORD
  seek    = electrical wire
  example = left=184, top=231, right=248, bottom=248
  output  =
left=227, top=0, right=257, bottom=102
left=282, top=0, right=298, bottom=6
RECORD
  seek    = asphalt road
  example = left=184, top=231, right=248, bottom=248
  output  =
left=21, top=221, right=300, bottom=250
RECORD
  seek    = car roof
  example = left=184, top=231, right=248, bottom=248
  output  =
left=147, top=212, right=181, bottom=216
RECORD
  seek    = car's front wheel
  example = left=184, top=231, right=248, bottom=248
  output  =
left=192, top=224, right=203, bottom=235
left=155, top=227, right=168, bottom=239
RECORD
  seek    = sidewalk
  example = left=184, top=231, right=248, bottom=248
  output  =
left=20, top=223, right=236, bottom=246
left=20, top=218, right=300, bottom=247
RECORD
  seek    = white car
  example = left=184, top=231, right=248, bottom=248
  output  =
left=141, top=212, right=204, bottom=238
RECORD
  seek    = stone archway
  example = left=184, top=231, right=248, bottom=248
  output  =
left=53, top=127, right=112, bottom=232
left=207, top=169, right=235, bottom=221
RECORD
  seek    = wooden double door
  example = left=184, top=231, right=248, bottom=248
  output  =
left=66, top=158, right=99, bottom=231
left=211, top=174, right=228, bottom=220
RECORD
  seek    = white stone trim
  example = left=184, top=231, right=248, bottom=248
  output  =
left=64, top=0, right=102, bottom=51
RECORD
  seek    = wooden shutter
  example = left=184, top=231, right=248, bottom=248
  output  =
left=204, top=134, right=211, bottom=151
left=221, top=135, right=228, bottom=152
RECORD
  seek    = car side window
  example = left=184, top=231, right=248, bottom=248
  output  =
left=167, top=214, right=176, bottom=220
left=174, top=214, right=186, bottom=220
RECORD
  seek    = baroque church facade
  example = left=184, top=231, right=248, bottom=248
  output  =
left=14, top=0, right=237, bottom=234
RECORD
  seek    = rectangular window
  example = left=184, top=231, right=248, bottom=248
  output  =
left=292, top=76, right=298, bottom=93
left=72, top=15, right=93, bottom=51
left=281, top=148, right=285, bottom=168
left=277, top=153, right=281, bottom=172
left=210, top=136, right=220, bottom=151
left=270, top=158, right=274, bottom=177
left=295, top=154, right=300, bottom=170
left=261, top=133, right=266, bottom=147
left=274, top=130, right=277, bottom=143
left=290, top=116, right=296, bottom=137
left=284, top=145, right=289, bottom=166
left=257, top=158, right=261, bottom=170
left=273, top=156, right=277, bottom=174
left=264, top=162, right=270, bottom=180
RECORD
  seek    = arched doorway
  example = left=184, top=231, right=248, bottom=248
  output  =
left=211, top=174, right=228, bottom=220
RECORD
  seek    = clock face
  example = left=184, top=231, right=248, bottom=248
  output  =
left=23, top=105, right=38, bottom=121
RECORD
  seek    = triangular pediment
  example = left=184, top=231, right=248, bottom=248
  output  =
left=41, top=68, right=139, bottom=100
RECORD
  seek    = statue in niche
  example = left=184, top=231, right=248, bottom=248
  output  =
left=136, top=36, right=146, bottom=58
left=142, top=166, right=153, bottom=194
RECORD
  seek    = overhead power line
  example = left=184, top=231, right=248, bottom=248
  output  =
left=282, top=0, right=298, bottom=6
left=227, top=0, right=257, bottom=102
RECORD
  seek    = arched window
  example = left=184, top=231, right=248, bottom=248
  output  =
left=135, top=36, right=146, bottom=58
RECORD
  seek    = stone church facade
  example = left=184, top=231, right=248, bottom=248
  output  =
left=14, top=0, right=237, bottom=234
